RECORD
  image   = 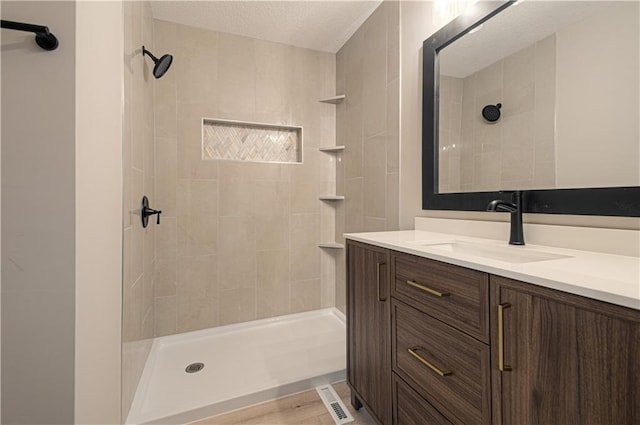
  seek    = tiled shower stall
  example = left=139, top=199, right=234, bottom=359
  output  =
left=122, top=1, right=400, bottom=423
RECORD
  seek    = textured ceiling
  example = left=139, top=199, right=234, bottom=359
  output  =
left=150, top=1, right=382, bottom=53
left=440, top=1, right=614, bottom=78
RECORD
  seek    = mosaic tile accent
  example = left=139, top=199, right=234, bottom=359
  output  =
left=202, top=118, right=302, bottom=163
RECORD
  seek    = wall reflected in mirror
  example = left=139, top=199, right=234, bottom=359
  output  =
left=437, top=1, right=639, bottom=194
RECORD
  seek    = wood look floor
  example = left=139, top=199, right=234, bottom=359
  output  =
left=189, top=381, right=377, bottom=425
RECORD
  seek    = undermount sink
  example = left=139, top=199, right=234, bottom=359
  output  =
left=411, top=240, right=572, bottom=264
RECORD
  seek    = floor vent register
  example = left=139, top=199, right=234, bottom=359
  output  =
left=315, top=384, right=355, bottom=424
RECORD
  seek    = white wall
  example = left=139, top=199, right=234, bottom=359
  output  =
left=399, top=1, right=640, bottom=231
left=75, top=1, right=123, bottom=423
left=556, top=2, right=639, bottom=188
left=399, top=1, right=438, bottom=229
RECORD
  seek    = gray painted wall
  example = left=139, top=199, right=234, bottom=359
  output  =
left=1, top=2, right=76, bottom=423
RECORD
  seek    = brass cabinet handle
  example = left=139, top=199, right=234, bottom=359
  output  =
left=408, top=347, right=452, bottom=377
left=377, top=262, right=387, bottom=302
left=406, top=280, right=450, bottom=297
left=498, top=303, right=512, bottom=372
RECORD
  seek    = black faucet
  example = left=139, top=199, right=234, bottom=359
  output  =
left=487, top=191, right=525, bottom=245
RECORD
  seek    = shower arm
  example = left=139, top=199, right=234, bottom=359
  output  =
left=1, top=19, right=59, bottom=51
left=142, top=46, right=158, bottom=61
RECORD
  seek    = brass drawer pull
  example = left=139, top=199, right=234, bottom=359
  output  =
left=408, top=347, right=452, bottom=377
left=377, top=262, right=387, bottom=302
left=498, top=303, right=512, bottom=372
left=406, top=280, right=450, bottom=297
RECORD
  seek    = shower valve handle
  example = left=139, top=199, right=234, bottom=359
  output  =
left=143, top=206, right=162, bottom=224
left=141, top=196, right=162, bottom=228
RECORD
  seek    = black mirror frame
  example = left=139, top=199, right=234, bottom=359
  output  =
left=422, top=0, right=640, bottom=217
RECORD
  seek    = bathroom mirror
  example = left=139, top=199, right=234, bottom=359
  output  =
left=422, top=0, right=640, bottom=216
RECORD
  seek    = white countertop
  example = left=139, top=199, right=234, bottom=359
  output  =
left=345, top=230, right=640, bottom=310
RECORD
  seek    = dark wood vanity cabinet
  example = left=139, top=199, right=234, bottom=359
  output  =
left=346, top=241, right=392, bottom=425
left=491, top=275, right=640, bottom=425
left=393, top=374, right=453, bottom=425
left=347, top=241, right=640, bottom=425
left=390, top=251, right=491, bottom=425
left=392, top=299, right=491, bottom=425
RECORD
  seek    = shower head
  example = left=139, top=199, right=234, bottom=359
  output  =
left=142, top=46, right=173, bottom=79
left=482, top=103, right=502, bottom=122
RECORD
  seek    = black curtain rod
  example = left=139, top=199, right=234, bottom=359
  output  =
left=1, top=19, right=59, bottom=51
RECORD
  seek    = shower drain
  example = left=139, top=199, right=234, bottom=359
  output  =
left=185, top=362, right=205, bottom=374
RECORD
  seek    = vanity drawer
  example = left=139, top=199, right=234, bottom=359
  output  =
left=391, top=251, right=489, bottom=342
left=393, top=374, right=453, bottom=425
left=392, top=300, right=491, bottom=425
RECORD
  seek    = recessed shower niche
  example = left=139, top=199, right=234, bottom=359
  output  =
left=202, top=118, right=303, bottom=164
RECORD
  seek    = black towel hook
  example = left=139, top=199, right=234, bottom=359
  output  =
left=1, top=19, right=59, bottom=51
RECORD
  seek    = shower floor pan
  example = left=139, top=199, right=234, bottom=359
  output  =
left=126, top=308, right=346, bottom=425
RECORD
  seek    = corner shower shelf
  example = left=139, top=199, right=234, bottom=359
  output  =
left=318, top=243, right=345, bottom=249
left=318, top=95, right=346, bottom=104
left=317, top=97, right=345, bottom=253
left=318, top=145, right=345, bottom=153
